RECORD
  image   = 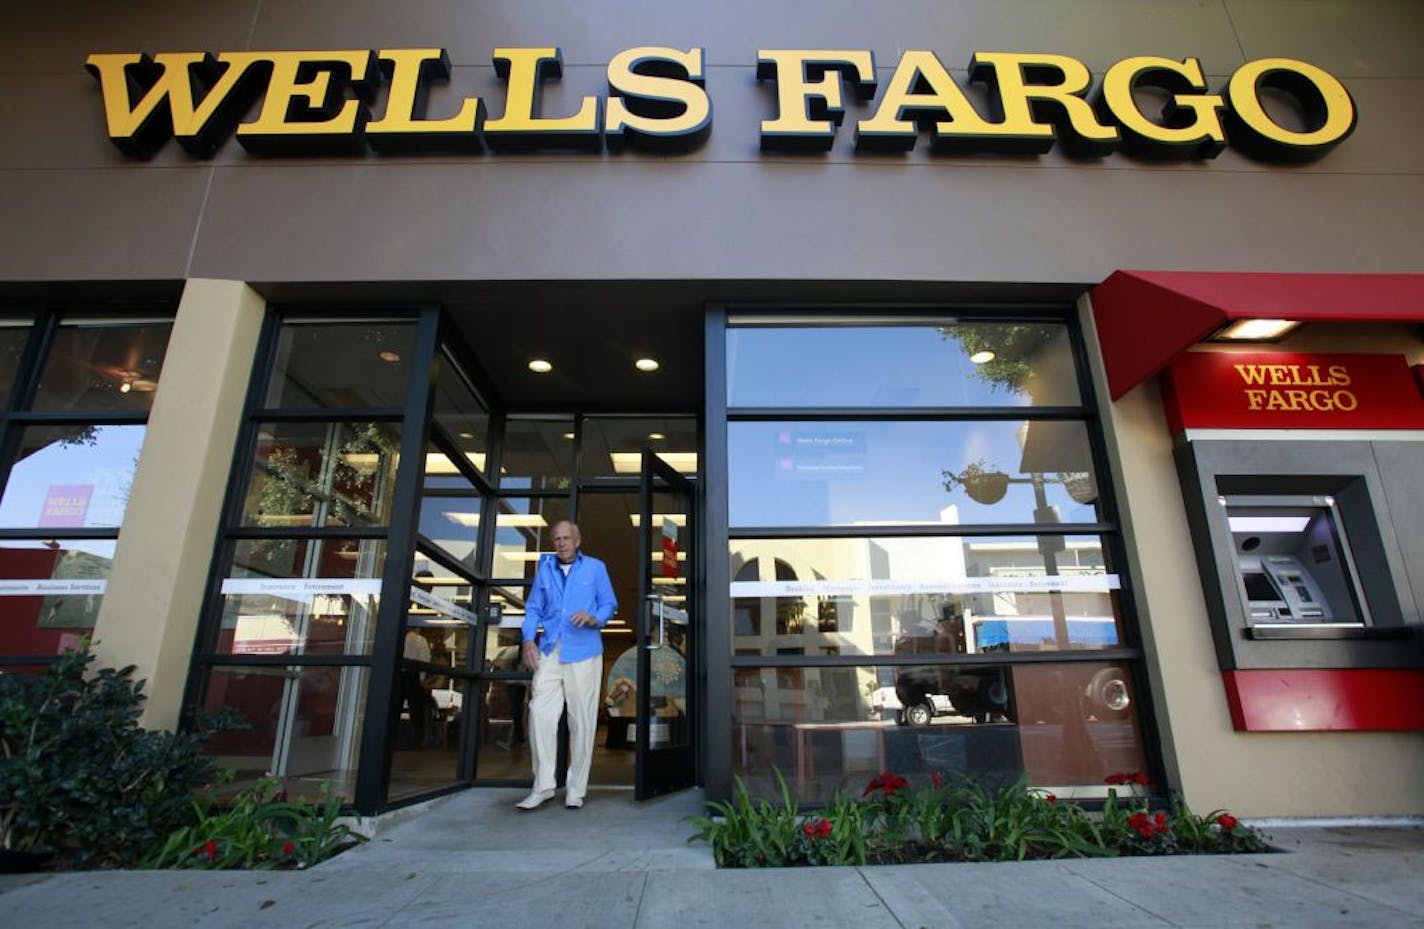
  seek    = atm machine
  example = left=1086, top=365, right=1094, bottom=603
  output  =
left=1225, top=497, right=1371, bottom=629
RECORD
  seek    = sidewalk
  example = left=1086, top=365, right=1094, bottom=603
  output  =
left=3, top=786, right=1423, bottom=928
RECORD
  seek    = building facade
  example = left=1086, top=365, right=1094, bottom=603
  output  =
left=1, top=0, right=1422, bottom=816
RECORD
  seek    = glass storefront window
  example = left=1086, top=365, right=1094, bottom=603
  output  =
left=218, top=538, right=385, bottom=656
left=0, top=539, right=115, bottom=655
left=31, top=319, right=172, bottom=413
left=489, top=497, right=569, bottom=580
left=416, top=494, right=482, bottom=572
left=579, top=416, right=698, bottom=479
left=202, top=664, right=368, bottom=803
left=388, top=673, right=466, bottom=801
left=0, top=424, right=146, bottom=528
left=240, top=420, right=401, bottom=528
left=263, top=321, right=416, bottom=409
left=473, top=678, right=532, bottom=781
left=727, top=321, right=1081, bottom=408
left=728, top=419, right=1100, bottom=527
left=729, top=535, right=1123, bottom=656
left=501, top=417, right=574, bottom=492
left=0, top=320, right=35, bottom=408
left=433, top=349, right=490, bottom=480
left=731, top=660, right=1145, bottom=802
left=423, top=444, right=484, bottom=491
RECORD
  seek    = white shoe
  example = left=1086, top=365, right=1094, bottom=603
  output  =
left=516, top=789, right=556, bottom=811
left=565, top=796, right=584, bottom=809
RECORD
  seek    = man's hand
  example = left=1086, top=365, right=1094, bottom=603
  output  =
left=570, top=611, right=599, bottom=628
left=521, top=640, right=540, bottom=672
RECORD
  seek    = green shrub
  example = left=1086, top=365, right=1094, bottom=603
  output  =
left=0, top=647, right=241, bottom=868
left=140, top=777, right=363, bottom=870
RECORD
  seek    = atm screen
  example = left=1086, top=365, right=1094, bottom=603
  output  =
left=1242, top=572, right=1280, bottom=602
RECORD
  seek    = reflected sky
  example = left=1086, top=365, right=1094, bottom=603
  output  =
left=728, top=420, right=1099, bottom=527
left=0, top=425, right=144, bottom=529
left=727, top=324, right=1079, bottom=408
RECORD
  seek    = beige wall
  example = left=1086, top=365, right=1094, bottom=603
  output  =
left=91, top=279, right=264, bottom=731
left=1082, top=300, right=1424, bottom=817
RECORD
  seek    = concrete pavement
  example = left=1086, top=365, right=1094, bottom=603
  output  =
left=3, top=786, right=1423, bottom=928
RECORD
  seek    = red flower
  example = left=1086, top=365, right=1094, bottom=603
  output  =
left=1217, top=813, right=1238, bottom=831
left=930, top=771, right=944, bottom=789
left=1154, top=812, right=1167, bottom=829
left=863, top=772, right=910, bottom=798
left=1105, top=771, right=1150, bottom=786
left=802, top=818, right=832, bottom=840
left=1045, top=793, right=1057, bottom=804
left=282, top=841, right=296, bottom=855
left=204, top=840, right=218, bottom=860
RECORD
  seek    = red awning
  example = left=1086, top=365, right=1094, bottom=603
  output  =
left=1089, top=270, right=1424, bottom=400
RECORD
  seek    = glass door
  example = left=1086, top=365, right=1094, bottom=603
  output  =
left=635, top=450, right=696, bottom=799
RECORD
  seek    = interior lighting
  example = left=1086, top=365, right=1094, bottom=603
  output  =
left=528, top=359, right=553, bottom=373
left=611, top=451, right=697, bottom=474
left=635, top=358, right=660, bottom=372
left=1228, top=516, right=1312, bottom=533
left=378, top=350, right=402, bottom=363
left=1211, top=319, right=1301, bottom=342
left=563, top=432, right=575, bottom=440
left=117, top=381, right=133, bottom=393
left=649, top=433, right=665, bottom=440
left=969, top=351, right=996, bottom=365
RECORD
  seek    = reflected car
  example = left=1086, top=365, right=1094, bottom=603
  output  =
left=893, top=664, right=1131, bottom=726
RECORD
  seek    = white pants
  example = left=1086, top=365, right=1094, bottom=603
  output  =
left=528, top=642, right=601, bottom=802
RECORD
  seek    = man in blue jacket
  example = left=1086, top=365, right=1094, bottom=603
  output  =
left=517, top=520, right=618, bottom=810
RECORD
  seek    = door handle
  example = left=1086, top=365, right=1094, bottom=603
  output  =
left=645, top=592, right=664, bottom=650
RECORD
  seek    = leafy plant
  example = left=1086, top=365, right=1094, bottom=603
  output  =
left=0, top=646, right=242, bottom=868
left=140, top=777, right=363, bottom=870
left=690, top=768, right=1269, bottom=867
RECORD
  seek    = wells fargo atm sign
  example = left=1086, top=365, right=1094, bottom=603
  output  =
left=85, top=46, right=1355, bottom=161
left=1161, top=352, right=1424, bottom=434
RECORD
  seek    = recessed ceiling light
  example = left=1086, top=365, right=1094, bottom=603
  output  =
left=562, top=432, right=575, bottom=440
left=458, top=432, right=474, bottom=439
left=635, top=358, right=660, bottom=372
left=378, top=350, right=402, bottom=363
left=528, top=359, right=553, bottom=373
left=969, top=351, right=996, bottom=364
left=649, top=432, right=665, bottom=440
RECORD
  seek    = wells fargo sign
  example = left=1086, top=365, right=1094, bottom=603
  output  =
left=1161, top=352, right=1424, bottom=433
left=85, top=46, right=1355, bottom=162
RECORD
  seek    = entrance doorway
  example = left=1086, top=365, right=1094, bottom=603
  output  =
left=191, top=305, right=705, bottom=813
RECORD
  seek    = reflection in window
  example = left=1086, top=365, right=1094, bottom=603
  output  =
left=203, top=664, right=368, bottom=803
left=501, top=418, right=574, bottom=492
left=728, top=420, right=1100, bottom=527
left=727, top=536, right=1122, bottom=657
left=731, top=661, right=1146, bottom=803
left=417, top=494, right=482, bottom=570
left=220, top=538, right=385, bottom=656
left=31, top=319, right=172, bottom=413
left=433, top=347, right=490, bottom=479
left=0, top=321, right=35, bottom=408
left=263, top=322, right=416, bottom=409
left=490, top=497, right=569, bottom=580
left=579, top=416, right=698, bottom=478
left=0, top=424, right=146, bottom=528
left=241, top=421, right=401, bottom=528
left=727, top=321, right=1080, bottom=408
left=0, top=539, right=115, bottom=656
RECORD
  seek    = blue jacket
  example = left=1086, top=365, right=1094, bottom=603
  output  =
left=522, top=551, right=618, bottom=663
